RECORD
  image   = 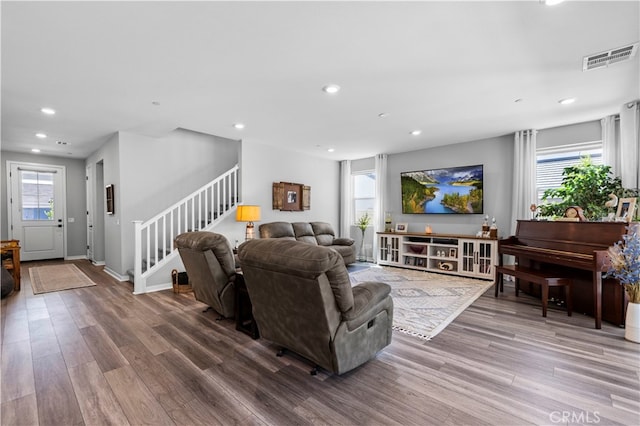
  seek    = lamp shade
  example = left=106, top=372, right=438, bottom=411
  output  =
left=236, top=205, right=261, bottom=222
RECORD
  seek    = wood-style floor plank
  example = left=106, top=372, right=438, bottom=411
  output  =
left=1, top=259, right=638, bottom=426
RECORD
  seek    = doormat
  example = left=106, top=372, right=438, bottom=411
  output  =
left=30, top=264, right=97, bottom=294
left=350, top=266, right=493, bottom=340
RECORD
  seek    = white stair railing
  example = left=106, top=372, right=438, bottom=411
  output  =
left=133, top=164, right=239, bottom=294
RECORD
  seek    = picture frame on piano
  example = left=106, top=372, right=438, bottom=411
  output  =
left=616, top=197, right=637, bottom=223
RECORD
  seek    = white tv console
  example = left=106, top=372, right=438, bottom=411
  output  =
left=377, top=232, right=497, bottom=280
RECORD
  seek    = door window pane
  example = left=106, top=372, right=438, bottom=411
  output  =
left=20, top=170, right=54, bottom=220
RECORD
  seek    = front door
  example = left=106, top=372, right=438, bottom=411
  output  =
left=8, top=162, right=65, bottom=261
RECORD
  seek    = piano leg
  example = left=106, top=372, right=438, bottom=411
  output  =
left=593, top=271, right=602, bottom=329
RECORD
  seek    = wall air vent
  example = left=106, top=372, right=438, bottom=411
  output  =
left=583, top=43, right=638, bottom=71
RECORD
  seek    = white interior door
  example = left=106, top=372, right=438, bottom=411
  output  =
left=8, top=162, right=65, bottom=261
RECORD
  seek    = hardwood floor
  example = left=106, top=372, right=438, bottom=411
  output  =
left=2, top=259, right=639, bottom=425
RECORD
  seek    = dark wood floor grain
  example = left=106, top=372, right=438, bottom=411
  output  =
left=1, top=259, right=638, bottom=425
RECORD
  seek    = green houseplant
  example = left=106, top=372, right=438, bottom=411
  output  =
left=539, top=157, right=626, bottom=220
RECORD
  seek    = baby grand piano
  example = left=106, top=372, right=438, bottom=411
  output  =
left=498, top=220, right=630, bottom=328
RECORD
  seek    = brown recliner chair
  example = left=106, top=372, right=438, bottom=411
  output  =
left=238, top=238, right=393, bottom=375
left=174, top=231, right=238, bottom=318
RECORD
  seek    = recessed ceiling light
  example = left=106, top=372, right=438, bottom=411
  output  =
left=40, top=107, right=56, bottom=115
left=322, top=84, right=340, bottom=94
left=559, top=98, right=576, bottom=105
left=56, top=140, right=68, bottom=145
left=378, top=112, right=389, bottom=118
left=151, top=101, right=160, bottom=106
left=545, top=0, right=565, bottom=6
left=35, top=133, right=47, bottom=138
left=410, top=130, right=422, bottom=136
left=233, top=123, right=245, bottom=130
left=327, top=148, right=335, bottom=153
left=31, top=148, right=41, bottom=153
left=514, top=98, right=523, bottom=103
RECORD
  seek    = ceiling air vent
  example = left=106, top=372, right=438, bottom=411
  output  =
left=583, top=43, right=638, bottom=71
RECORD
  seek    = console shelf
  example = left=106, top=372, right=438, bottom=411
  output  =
left=377, top=232, right=497, bottom=280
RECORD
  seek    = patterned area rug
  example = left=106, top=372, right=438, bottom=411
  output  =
left=350, top=266, right=493, bottom=340
left=30, top=264, right=97, bottom=295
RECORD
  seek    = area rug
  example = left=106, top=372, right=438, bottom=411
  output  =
left=350, top=266, right=493, bottom=340
left=30, top=264, right=97, bottom=295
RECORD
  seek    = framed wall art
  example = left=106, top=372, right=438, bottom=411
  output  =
left=616, top=197, right=637, bottom=222
left=273, top=182, right=310, bottom=211
left=106, top=184, right=115, bottom=215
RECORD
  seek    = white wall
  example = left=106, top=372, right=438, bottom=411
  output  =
left=387, top=134, right=514, bottom=238
left=85, top=128, right=240, bottom=278
left=211, top=139, right=341, bottom=245
left=1, top=151, right=88, bottom=257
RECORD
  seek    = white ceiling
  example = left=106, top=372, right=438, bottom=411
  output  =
left=2, top=1, right=639, bottom=160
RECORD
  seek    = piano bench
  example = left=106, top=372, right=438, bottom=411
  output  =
left=494, top=265, right=572, bottom=318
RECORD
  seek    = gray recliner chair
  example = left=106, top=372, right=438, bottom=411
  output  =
left=237, top=238, right=393, bottom=375
left=174, top=231, right=238, bottom=318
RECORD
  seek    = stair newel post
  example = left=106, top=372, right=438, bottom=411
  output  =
left=133, top=220, right=145, bottom=294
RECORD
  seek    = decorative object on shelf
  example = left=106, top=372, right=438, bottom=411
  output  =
left=482, top=215, right=490, bottom=237
left=425, top=224, right=432, bottom=234
left=605, top=193, right=619, bottom=213
left=272, top=182, right=310, bottom=211
left=408, top=245, right=424, bottom=254
left=356, top=212, right=372, bottom=261
left=395, top=223, right=408, bottom=233
left=385, top=212, right=393, bottom=232
left=563, top=206, right=586, bottom=221
left=438, top=261, right=454, bottom=271
left=605, top=224, right=640, bottom=342
left=616, top=198, right=637, bottom=223
left=489, top=217, right=498, bottom=238
left=236, top=205, right=261, bottom=240
left=530, top=203, right=539, bottom=220
left=449, top=248, right=457, bottom=258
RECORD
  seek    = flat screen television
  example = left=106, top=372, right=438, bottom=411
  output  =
left=401, top=164, right=483, bottom=214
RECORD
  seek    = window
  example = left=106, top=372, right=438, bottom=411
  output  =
left=536, top=141, right=602, bottom=204
left=353, top=172, right=375, bottom=224
left=20, top=170, right=55, bottom=220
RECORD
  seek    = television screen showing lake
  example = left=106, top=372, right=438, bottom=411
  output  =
left=400, top=165, right=483, bottom=214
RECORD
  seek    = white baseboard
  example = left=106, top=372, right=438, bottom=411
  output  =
left=143, top=282, right=173, bottom=293
left=65, top=255, right=87, bottom=260
left=104, top=267, right=129, bottom=282
left=91, top=260, right=106, bottom=266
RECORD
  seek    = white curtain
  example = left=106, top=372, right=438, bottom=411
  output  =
left=601, top=115, right=619, bottom=178
left=339, top=160, right=352, bottom=238
left=373, top=154, right=387, bottom=262
left=510, top=130, right=537, bottom=235
left=619, top=101, right=640, bottom=190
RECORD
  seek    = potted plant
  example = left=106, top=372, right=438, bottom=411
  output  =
left=356, top=212, right=372, bottom=262
left=539, top=157, right=626, bottom=220
left=606, top=224, right=640, bottom=342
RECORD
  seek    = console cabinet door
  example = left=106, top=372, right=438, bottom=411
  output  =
left=459, top=239, right=496, bottom=279
left=378, top=234, right=401, bottom=265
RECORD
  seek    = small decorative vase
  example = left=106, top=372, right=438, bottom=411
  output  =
left=359, top=230, right=366, bottom=262
left=625, top=302, right=640, bottom=343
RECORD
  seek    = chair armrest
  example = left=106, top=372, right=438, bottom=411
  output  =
left=333, top=237, right=355, bottom=246
left=343, top=281, right=392, bottom=330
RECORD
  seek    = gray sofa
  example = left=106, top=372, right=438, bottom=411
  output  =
left=259, top=221, right=356, bottom=265
left=237, top=238, right=393, bottom=375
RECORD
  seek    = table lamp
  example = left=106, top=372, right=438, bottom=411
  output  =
left=236, top=205, right=261, bottom=240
